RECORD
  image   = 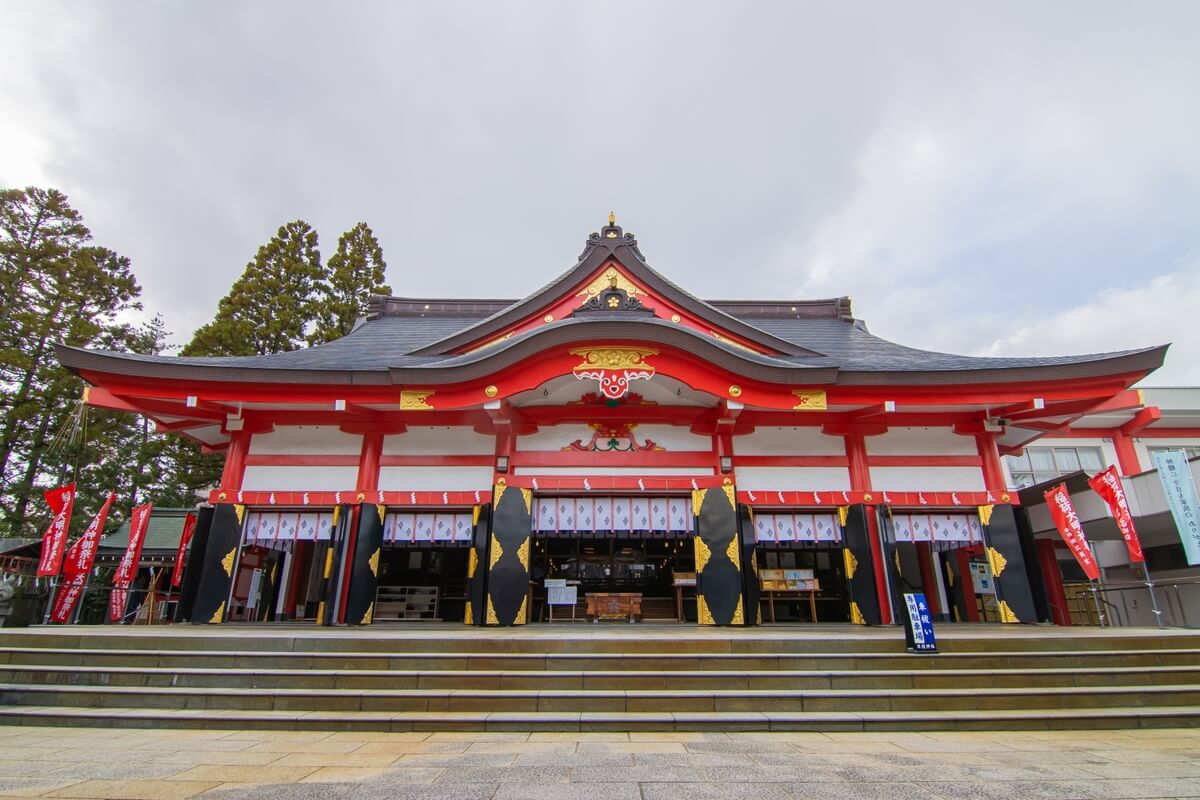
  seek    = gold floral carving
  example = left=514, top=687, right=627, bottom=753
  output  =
left=517, top=537, right=531, bottom=570
left=489, top=535, right=504, bottom=570
left=849, top=601, right=866, bottom=625
left=467, top=548, right=478, bottom=579
left=987, top=547, right=1008, bottom=577
left=368, top=548, right=380, bottom=577
left=694, top=537, right=712, bottom=573
left=792, top=390, right=828, bottom=411
left=697, top=595, right=714, bottom=625
left=725, top=537, right=740, bottom=570
left=494, top=479, right=507, bottom=506
left=234, top=504, right=246, bottom=524
left=376, top=504, right=386, bottom=523
left=978, top=504, right=995, bottom=526
left=837, top=506, right=850, bottom=527
left=516, top=596, right=528, bottom=625
left=209, top=602, right=225, bottom=624
left=570, top=346, right=658, bottom=373
left=997, top=600, right=1019, bottom=624
left=520, top=487, right=532, bottom=514
left=576, top=266, right=645, bottom=301
left=692, top=489, right=707, bottom=517
left=464, top=603, right=474, bottom=625
left=400, top=390, right=434, bottom=410
left=364, top=602, right=374, bottom=625
left=486, top=596, right=499, bottom=625
left=721, top=480, right=736, bottom=510
left=843, top=548, right=858, bottom=580
left=221, top=548, right=236, bottom=578
left=732, top=596, right=744, bottom=625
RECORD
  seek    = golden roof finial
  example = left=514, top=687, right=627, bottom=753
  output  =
left=608, top=211, right=615, bottom=226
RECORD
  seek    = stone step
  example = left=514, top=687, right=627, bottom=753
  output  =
left=1, top=703, right=1197, bottom=732
left=2, top=646, right=1196, bottom=671
left=5, top=629, right=1200, bottom=655
left=5, top=663, right=1200, bottom=691
left=3, top=682, right=1197, bottom=713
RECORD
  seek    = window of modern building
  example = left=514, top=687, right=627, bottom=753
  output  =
left=1147, top=444, right=1200, bottom=460
left=1004, top=446, right=1105, bottom=489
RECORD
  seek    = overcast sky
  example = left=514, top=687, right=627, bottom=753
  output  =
left=2, top=2, right=1198, bottom=383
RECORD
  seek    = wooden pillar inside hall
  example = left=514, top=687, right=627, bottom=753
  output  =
left=1037, top=539, right=1072, bottom=626
left=843, top=433, right=892, bottom=625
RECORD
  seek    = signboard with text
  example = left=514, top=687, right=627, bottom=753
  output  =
left=902, top=593, right=937, bottom=653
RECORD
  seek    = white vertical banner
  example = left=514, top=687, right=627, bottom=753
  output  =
left=1153, top=450, right=1200, bottom=565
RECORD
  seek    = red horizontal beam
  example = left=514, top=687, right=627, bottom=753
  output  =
left=738, top=489, right=1015, bottom=508
left=510, top=450, right=717, bottom=468
left=208, top=489, right=492, bottom=506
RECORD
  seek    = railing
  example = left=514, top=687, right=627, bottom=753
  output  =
left=1068, top=577, right=1200, bottom=628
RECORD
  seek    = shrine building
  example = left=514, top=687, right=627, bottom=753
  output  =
left=56, top=218, right=1169, bottom=628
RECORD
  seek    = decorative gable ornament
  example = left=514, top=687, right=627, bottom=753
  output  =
left=570, top=347, right=657, bottom=400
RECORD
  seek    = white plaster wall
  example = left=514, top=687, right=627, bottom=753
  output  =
left=382, top=427, right=494, bottom=456
left=866, top=427, right=976, bottom=456
left=734, top=427, right=844, bottom=456
left=249, top=426, right=362, bottom=455
left=1134, top=437, right=1200, bottom=473
left=735, top=466, right=851, bottom=491
left=378, top=466, right=495, bottom=491
left=517, top=425, right=593, bottom=452
left=513, top=467, right=714, bottom=477
left=868, top=467, right=986, bottom=492
left=242, top=465, right=359, bottom=491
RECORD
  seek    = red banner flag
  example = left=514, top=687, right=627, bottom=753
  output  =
left=1044, top=484, right=1101, bottom=581
left=109, top=503, right=153, bottom=623
left=171, top=512, right=198, bottom=588
left=1087, top=466, right=1145, bottom=564
left=49, top=492, right=117, bottom=624
left=36, top=484, right=77, bottom=577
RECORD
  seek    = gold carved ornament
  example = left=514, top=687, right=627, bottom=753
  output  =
left=399, top=390, right=434, bottom=410
left=576, top=266, right=645, bottom=301
left=987, top=547, right=1008, bottom=577
left=472, top=505, right=481, bottom=526
left=221, top=548, right=237, bottom=578
left=368, top=548, right=381, bottom=577
left=997, top=600, right=1020, bottom=624
left=843, top=548, right=858, bottom=580
left=486, top=596, right=499, bottom=625
left=792, top=390, right=828, bottom=411
left=489, top=535, right=504, bottom=570
left=694, top=537, right=712, bottom=573
left=725, top=537, right=741, bottom=570
left=316, top=601, right=325, bottom=625
left=517, top=537, right=531, bottom=571
left=978, top=504, right=995, bottom=526
left=463, top=603, right=474, bottom=625
left=691, top=488, right=707, bottom=517
left=209, top=602, right=225, bottom=624
left=849, top=602, right=866, bottom=625
left=516, top=595, right=528, bottom=625
left=363, top=602, right=374, bottom=625
left=494, top=478, right=507, bottom=506
left=484, top=385, right=499, bottom=398
left=467, top=548, right=478, bottom=579
left=520, top=488, right=532, bottom=514
left=837, top=505, right=850, bottom=527
left=570, top=346, right=658, bottom=373
left=720, top=479, right=736, bottom=510
left=731, top=596, right=744, bottom=625
left=233, top=504, right=245, bottom=524
left=894, top=550, right=903, bottom=579
left=376, top=504, right=386, bottom=524
left=322, top=547, right=334, bottom=579
left=697, top=595, right=714, bottom=625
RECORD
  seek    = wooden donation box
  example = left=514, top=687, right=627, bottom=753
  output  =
left=586, top=592, right=642, bottom=623
left=672, top=572, right=697, bottom=622
left=759, top=569, right=819, bottom=622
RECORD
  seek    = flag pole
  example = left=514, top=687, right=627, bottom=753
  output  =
left=1087, top=541, right=1105, bottom=627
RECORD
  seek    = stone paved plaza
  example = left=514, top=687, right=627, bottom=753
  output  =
left=0, top=725, right=1198, bottom=799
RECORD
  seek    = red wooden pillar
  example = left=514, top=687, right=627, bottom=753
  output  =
left=337, top=432, right=383, bottom=625
left=844, top=434, right=892, bottom=625
left=955, top=548, right=981, bottom=622
left=1037, top=539, right=1071, bottom=626
left=219, top=429, right=252, bottom=493
left=1111, top=431, right=1142, bottom=476
left=975, top=432, right=1007, bottom=492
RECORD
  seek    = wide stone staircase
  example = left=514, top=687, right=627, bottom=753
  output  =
left=1, top=626, right=1198, bottom=732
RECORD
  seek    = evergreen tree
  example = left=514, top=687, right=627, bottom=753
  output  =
left=310, top=222, right=391, bottom=344
left=183, top=220, right=323, bottom=357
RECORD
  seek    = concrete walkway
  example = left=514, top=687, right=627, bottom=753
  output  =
left=0, top=725, right=1197, bottom=799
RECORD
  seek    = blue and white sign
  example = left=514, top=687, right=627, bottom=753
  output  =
left=902, top=593, right=937, bottom=653
left=1152, top=450, right=1200, bottom=566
